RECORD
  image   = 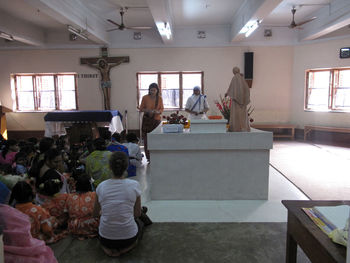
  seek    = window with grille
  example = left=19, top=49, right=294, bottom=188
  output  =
left=12, top=73, right=78, bottom=111
left=305, top=68, right=350, bottom=111
left=137, top=71, right=204, bottom=110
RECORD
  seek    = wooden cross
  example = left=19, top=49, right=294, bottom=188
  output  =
left=80, top=47, right=129, bottom=110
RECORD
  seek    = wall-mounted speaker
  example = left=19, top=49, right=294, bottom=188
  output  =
left=340, top=47, right=350, bottom=58
left=244, top=52, right=254, bottom=79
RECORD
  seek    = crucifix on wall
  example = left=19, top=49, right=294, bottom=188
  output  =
left=80, top=47, right=129, bottom=110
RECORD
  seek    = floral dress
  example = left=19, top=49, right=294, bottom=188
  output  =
left=15, top=202, right=61, bottom=244
left=41, top=193, right=69, bottom=228
left=65, top=192, right=99, bottom=238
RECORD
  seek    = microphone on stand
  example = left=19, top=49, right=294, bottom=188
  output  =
left=124, top=110, right=128, bottom=134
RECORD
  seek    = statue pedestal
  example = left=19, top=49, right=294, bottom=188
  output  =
left=148, top=127, right=273, bottom=200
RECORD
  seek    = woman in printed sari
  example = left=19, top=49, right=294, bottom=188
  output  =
left=65, top=174, right=99, bottom=239
left=10, top=181, right=62, bottom=244
left=139, top=83, right=164, bottom=163
left=39, top=169, right=69, bottom=229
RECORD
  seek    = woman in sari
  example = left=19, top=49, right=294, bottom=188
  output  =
left=139, top=83, right=164, bottom=163
left=0, top=204, right=57, bottom=263
left=65, top=174, right=99, bottom=238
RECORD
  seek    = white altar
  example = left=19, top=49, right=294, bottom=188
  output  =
left=148, top=122, right=273, bottom=200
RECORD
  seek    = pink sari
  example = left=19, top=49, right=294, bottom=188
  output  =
left=0, top=204, right=57, bottom=263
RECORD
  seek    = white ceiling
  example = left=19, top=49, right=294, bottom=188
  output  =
left=0, top=0, right=349, bottom=49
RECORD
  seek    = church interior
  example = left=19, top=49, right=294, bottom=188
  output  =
left=1, top=0, right=350, bottom=262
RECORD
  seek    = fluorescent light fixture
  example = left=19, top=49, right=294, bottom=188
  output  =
left=67, top=25, right=88, bottom=40
left=156, top=22, right=171, bottom=39
left=239, top=20, right=260, bottom=37
left=0, top=31, right=14, bottom=41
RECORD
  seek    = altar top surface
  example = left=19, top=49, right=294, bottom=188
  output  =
left=44, top=110, right=122, bottom=122
left=148, top=127, right=273, bottom=150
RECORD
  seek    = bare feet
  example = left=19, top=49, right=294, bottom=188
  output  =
left=101, top=241, right=138, bottom=257
left=119, top=240, right=138, bottom=255
left=101, top=245, right=121, bottom=257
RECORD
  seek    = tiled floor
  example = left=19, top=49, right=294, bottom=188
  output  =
left=131, top=149, right=309, bottom=223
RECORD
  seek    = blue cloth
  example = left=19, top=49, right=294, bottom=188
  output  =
left=44, top=110, right=122, bottom=122
left=15, top=164, right=27, bottom=175
left=107, top=143, right=136, bottom=177
left=0, top=181, right=10, bottom=204
left=101, top=81, right=111, bottom=89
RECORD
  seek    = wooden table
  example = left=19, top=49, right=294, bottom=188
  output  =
left=282, top=200, right=348, bottom=263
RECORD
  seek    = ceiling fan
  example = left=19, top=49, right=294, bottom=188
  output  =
left=264, top=6, right=317, bottom=30
left=107, top=7, right=152, bottom=32
left=288, top=7, right=317, bottom=29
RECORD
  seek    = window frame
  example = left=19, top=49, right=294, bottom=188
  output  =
left=305, top=67, right=350, bottom=112
left=136, top=71, right=204, bottom=110
left=12, top=73, right=79, bottom=112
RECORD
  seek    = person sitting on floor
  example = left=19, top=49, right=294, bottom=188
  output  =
left=0, top=163, right=26, bottom=190
left=0, top=204, right=58, bottom=263
left=0, top=139, right=19, bottom=165
left=123, top=133, right=143, bottom=168
left=19, top=141, right=37, bottom=169
left=14, top=151, right=28, bottom=175
left=85, top=138, right=112, bottom=187
left=93, top=151, right=148, bottom=257
left=38, top=169, right=69, bottom=230
left=78, top=139, right=94, bottom=165
left=107, top=132, right=137, bottom=177
left=9, top=181, right=61, bottom=244
left=35, top=137, right=55, bottom=164
left=65, top=174, right=99, bottom=239
left=33, top=149, right=70, bottom=204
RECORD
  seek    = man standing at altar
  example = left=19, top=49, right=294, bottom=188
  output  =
left=225, top=67, right=251, bottom=132
left=185, top=86, right=209, bottom=120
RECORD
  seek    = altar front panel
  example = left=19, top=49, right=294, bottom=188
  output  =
left=148, top=128, right=273, bottom=200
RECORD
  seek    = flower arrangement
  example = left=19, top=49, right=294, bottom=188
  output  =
left=214, top=95, right=231, bottom=121
left=215, top=95, right=254, bottom=123
left=163, top=111, right=188, bottom=125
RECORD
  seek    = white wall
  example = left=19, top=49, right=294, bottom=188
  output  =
left=292, top=37, right=350, bottom=128
left=0, top=45, right=294, bottom=131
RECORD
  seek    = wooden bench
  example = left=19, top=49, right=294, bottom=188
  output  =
left=304, top=125, right=350, bottom=141
left=251, top=124, right=296, bottom=139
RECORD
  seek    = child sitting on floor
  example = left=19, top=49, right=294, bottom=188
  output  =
left=10, top=181, right=61, bottom=244
left=14, top=151, right=28, bottom=175
left=38, top=169, right=69, bottom=229
left=65, top=174, right=99, bottom=239
left=123, top=133, right=143, bottom=168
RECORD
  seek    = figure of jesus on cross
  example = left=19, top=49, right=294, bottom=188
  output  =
left=81, top=47, right=129, bottom=110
